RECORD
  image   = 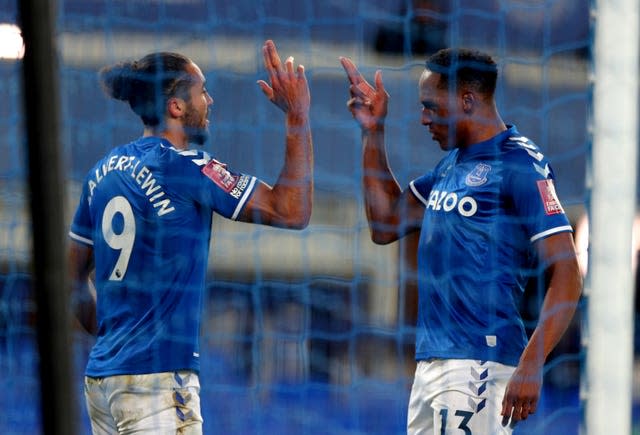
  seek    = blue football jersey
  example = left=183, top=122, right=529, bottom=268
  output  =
left=408, top=125, right=572, bottom=366
left=69, top=136, right=257, bottom=377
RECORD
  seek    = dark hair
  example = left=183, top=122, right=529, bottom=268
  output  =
left=425, top=48, right=498, bottom=96
left=99, top=52, right=194, bottom=127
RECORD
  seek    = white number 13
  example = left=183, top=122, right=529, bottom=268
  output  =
left=101, top=196, right=136, bottom=281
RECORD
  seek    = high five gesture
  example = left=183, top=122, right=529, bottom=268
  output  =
left=340, top=57, right=388, bottom=131
left=258, top=39, right=310, bottom=117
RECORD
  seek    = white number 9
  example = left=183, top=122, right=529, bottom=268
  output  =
left=101, top=196, right=136, bottom=281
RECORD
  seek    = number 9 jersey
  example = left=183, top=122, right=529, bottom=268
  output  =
left=69, top=136, right=257, bottom=377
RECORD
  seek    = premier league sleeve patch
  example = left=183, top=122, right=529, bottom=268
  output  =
left=202, top=159, right=238, bottom=193
left=536, top=179, right=564, bottom=215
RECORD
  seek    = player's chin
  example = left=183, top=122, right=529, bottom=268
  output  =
left=431, top=137, right=447, bottom=150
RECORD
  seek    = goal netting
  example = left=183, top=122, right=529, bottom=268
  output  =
left=2, top=0, right=635, bottom=433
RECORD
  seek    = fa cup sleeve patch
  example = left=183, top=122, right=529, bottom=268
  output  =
left=202, top=159, right=238, bottom=193
left=536, top=179, right=564, bottom=215
left=201, top=159, right=252, bottom=200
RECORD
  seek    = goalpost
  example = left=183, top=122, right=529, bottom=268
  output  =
left=584, top=0, right=639, bottom=433
left=18, top=1, right=77, bottom=434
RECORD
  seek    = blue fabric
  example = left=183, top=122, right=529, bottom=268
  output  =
left=409, top=126, right=572, bottom=366
left=69, top=136, right=257, bottom=376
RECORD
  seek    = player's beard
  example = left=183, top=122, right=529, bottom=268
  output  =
left=183, top=101, right=210, bottom=146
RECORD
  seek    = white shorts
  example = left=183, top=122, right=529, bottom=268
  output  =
left=407, top=359, right=516, bottom=435
left=84, top=370, right=203, bottom=435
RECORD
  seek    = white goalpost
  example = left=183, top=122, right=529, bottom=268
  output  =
left=585, top=0, right=639, bottom=433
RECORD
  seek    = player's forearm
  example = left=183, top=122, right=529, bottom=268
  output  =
left=270, top=112, right=313, bottom=228
left=362, top=127, right=403, bottom=243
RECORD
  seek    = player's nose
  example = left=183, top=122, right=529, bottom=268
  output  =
left=421, top=109, right=432, bottom=126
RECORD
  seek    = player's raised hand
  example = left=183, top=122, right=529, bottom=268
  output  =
left=257, top=39, right=310, bottom=116
left=339, top=56, right=388, bottom=131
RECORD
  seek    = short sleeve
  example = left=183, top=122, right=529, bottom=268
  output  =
left=69, top=177, right=94, bottom=246
left=197, top=159, right=257, bottom=220
left=409, top=171, right=437, bottom=207
left=169, top=150, right=258, bottom=220
left=505, top=150, right=572, bottom=242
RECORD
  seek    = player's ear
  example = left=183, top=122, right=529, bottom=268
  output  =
left=167, top=97, right=185, bottom=119
left=461, top=92, right=475, bottom=114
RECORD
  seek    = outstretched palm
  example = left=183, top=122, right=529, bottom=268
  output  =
left=257, top=40, right=310, bottom=116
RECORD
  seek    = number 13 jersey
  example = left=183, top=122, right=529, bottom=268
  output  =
left=408, top=125, right=573, bottom=366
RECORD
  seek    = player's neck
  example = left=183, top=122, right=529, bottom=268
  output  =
left=462, top=112, right=507, bottom=149
left=142, top=126, right=189, bottom=150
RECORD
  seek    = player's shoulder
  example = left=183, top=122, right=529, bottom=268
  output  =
left=84, top=142, right=130, bottom=176
left=501, top=132, right=549, bottom=167
left=499, top=132, right=557, bottom=185
left=502, top=132, right=539, bottom=153
left=165, top=146, right=212, bottom=165
left=157, top=144, right=216, bottom=174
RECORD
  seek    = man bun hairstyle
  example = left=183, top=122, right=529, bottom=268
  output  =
left=99, top=52, right=194, bottom=127
left=426, top=48, right=498, bottom=97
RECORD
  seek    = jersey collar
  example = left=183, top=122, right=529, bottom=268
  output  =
left=134, top=136, right=177, bottom=150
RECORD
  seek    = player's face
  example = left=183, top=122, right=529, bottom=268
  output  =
left=419, top=70, right=463, bottom=151
left=183, top=63, right=213, bottom=145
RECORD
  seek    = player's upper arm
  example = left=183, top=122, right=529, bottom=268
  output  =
left=68, top=239, right=97, bottom=335
left=366, top=171, right=434, bottom=245
left=68, top=240, right=94, bottom=286
left=534, top=231, right=583, bottom=301
left=399, top=188, right=426, bottom=236
left=535, top=231, right=578, bottom=267
left=369, top=188, right=425, bottom=245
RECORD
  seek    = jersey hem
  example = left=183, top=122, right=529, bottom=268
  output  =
left=415, top=351, right=520, bottom=367
left=85, top=365, right=199, bottom=378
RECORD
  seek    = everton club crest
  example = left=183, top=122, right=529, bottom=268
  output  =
left=465, top=163, right=491, bottom=187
